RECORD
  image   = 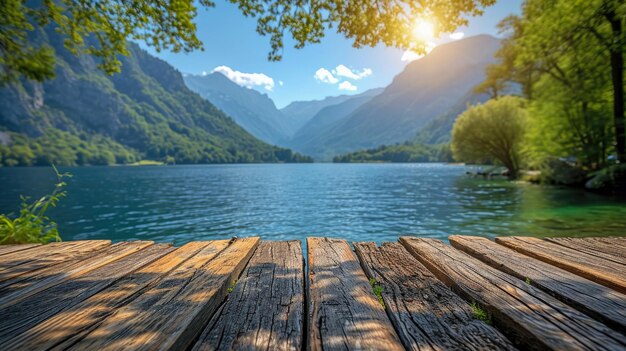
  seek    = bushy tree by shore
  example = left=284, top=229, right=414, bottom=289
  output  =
left=451, top=97, right=528, bottom=179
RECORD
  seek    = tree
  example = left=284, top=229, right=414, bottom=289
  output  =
left=517, top=3, right=614, bottom=170
left=473, top=15, right=539, bottom=99
left=479, top=0, right=625, bottom=163
left=1, top=0, right=496, bottom=83
left=451, top=97, right=528, bottom=179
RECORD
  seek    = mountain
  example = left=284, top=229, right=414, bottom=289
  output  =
left=287, top=88, right=384, bottom=160
left=413, top=91, right=490, bottom=144
left=288, top=35, right=501, bottom=160
left=183, top=73, right=291, bottom=145
left=0, top=30, right=311, bottom=166
left=280, top=94, right=362, bottom=133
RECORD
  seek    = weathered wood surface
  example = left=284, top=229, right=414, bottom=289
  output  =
left=496, top=236, right=626, bottom=293
left=354, top=242, right=515, bottom=351
left=5, top=241, right=216, bottom=351
left=307, top=237, right=404, bottom=351
left=545, top=237, right=626, bottom=266
left=450, top=235, right=626, bottom=332
left=400, top=237, right=626, bottom=351
left=0, top=241, right=154, bottom=308
left=0, top=240, right=111, bottom=283
left=0, top=243, right=40, bottom=256
left=0, top=243, right=173, bottom=346
left=593, top=236, right=626, bottom=248
left=68, top=237, right=259, bottom=351
left=1, top=236, right=625, bottom=351
left=193, top=240, right=304, bottom=351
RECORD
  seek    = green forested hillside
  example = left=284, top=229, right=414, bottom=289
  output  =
left=0, top=30, right=311, bottom=166
left=333, top=143, right=453, bottom=163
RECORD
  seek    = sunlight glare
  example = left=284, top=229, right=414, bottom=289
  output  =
left=413, top=18, right=435, bottom=40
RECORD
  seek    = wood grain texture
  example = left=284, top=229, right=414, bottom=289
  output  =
left=496, top=236, right=626, bottom=293
left=0, top=241, right=154, bottom=308
left=0, top=243, right=173, bottom=348
left=7, top=241, right=217, bottom=351
left=307, top=237, right=404, bottom=351
left=0, top=240, right=111, bottom=283
left=354, top=242, right=515, bottom=351
left=544, top=237, right=626, bottom=266
left=400, top=237, right=626, bottom=351
left=450, top=235, right=626, bottom=332
left=0, top=244, right=41, bottom=256
left=67, top=237, right=259, bottom=351
left=192, top=241, right=304, bottom=351
left=593, top=237, right=626, bottom=248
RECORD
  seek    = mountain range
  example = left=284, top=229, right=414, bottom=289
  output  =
left=184, top=73, right=292, bottom=146
left=289, top=35, right=500, bottom=159
left=182, top=35, right=501, bottom=160
left=0, top=33, right=500, bottom=165
left=0, top=29, right=311, bottom=166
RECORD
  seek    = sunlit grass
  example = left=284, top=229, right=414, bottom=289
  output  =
left=128, top=160, right=165, bottom=166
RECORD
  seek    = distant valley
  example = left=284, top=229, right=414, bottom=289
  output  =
left=184, top=35, right=500, bottom=161
left=0, top=34, right=500, bottom=165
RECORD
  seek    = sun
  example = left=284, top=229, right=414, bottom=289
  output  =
left=412, top=18, right=435, bottom=41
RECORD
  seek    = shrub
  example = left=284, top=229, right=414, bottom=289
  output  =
left=0, top=166, right=69, bottom=244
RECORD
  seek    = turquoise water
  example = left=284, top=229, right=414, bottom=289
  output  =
left=0, top=164, right=625, bottom=245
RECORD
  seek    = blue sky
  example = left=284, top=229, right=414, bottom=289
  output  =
left=141, top=0, right=522, bottom=108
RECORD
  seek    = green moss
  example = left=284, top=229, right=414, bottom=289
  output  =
left=369, top=278, right=385, bottom=308
left=471, top=301, right=492, bottom=325
left=227, top=280, right=237, bottom=293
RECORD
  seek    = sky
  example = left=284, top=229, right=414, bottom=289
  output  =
left=141, top=0, right=522, bottom=108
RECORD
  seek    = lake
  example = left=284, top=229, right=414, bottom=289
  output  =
left=1, top=163, right=625, bottom=246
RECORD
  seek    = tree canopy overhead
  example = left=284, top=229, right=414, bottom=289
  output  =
left=1, top=0, right=496, bottom=83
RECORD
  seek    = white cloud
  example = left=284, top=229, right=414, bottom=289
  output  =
left=449, top=32, right=465, bottom=40
left=279, top=80, right=284, bottom=86
left=212, top=65, right=275, bottom=91
left=333, top=65, right=373, bottom=80
left=338, top=81, right=358, bottom=91
left=401, top=50, right=422, bottom=62
left=400, top=41, right=437, bottom=62
left=314, top=68, right=339, bottom=84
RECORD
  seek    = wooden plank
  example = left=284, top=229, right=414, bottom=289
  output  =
left=593, top=237, right=626, bottom=248
left=0, top=244, right=41, bottom=256
left=400, top=237, right=626, bottom=351
left=544, top=237, right=626, bottom=266
left=0, top=241, right=154, bottom=308
left=0, top=240, right=111, bottom=283
left=0, top=240, right=110, bottom=267
left=0, top=243, right=173, bottom=346
left=496, top=236, right=626, bottom=293
left=354, top=242, right=515, bottom=351
left=450, top=235, right=626, bottom=332
left=5, top=241, right=219, bottom=351
left=307, top=237, right=404, bottom=351
left=192, top=241, right=304, bottom=351
left=67, top=237, right=259, bottom=351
